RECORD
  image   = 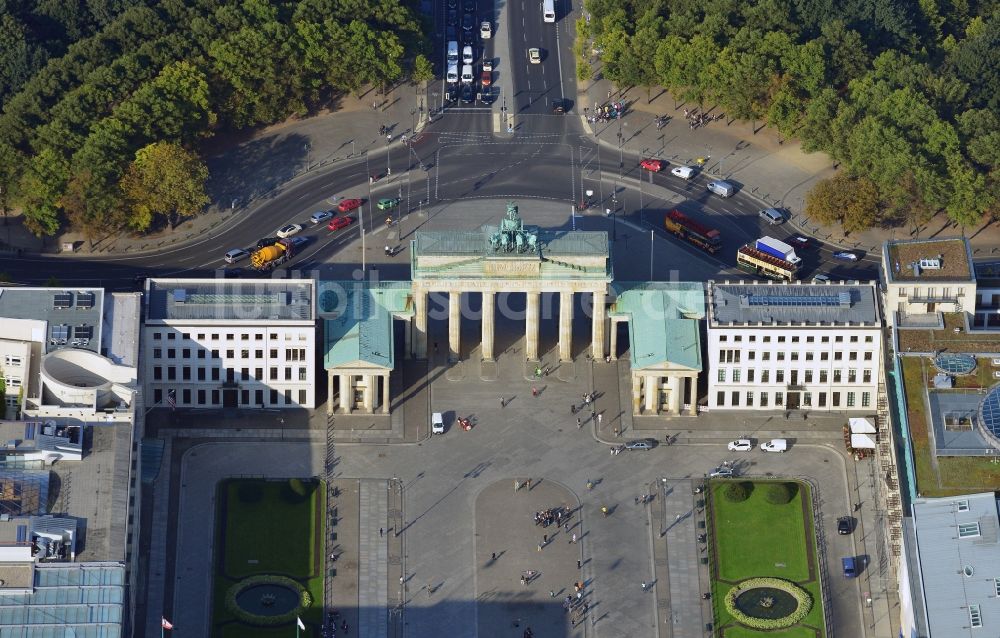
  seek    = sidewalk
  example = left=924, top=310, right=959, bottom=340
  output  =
left=3, top=84, right=428, bottom=256
left=576, top=71, right=1000, bottom=256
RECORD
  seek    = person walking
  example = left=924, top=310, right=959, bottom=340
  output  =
left=500, top=396, right=505, bottom=408
left=379, top=527, right=384, bottom=537
left=641, top=581, right=647, bottom=591
left=577, top=559, right=582, bottom=569
left=491, top=552, right=497, bottom=561
left=537, top=543, right=543, bottom=552
left=576, top=417, right=582, bottom=429
left=531, top=387, right=538, bottom=397
left=597, top=413, right=603, bottom=426
left=571, top=533, right=577, bottom=543
left=601, top=505, right=608, bottom=517
left=526, top=478, right=532, bottom=489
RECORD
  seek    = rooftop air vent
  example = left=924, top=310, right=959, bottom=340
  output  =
left=918, top=258, right=942, bottom=270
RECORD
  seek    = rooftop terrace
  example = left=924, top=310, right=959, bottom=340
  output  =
left=884, top=238, right=974, bottom=282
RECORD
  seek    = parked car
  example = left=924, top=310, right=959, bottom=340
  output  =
left=480, top=21, right=491, bottom=38
left=338, top=198, right=363, bottom=213
left=276, top=223, right=303, bottom=238
left=671, top=165, right=696, bottom=180
left=529, top=48, right=541, bottom=64
left=759, top=208, right=784, bottom=224
left=837, top=516, right=853, bottom=535
left=760, top=438, right=788, bottom=452
left=833, top=251, right=859, bottom=261
left=309, top=210, right=334, bottom=224
left=327, top=216, right=356, bottom=231
left=640, top=158, right=664, bottom=172
left=842, top=556, right=858, bottom=578
left=377, top=197, right=401, bottom=210
left=709, top=466, right=735, bottom=478
left=481, top=68, right=492, bottom=86
left=224, top=248, right=250, bottom=264
left=624, top=438, right=657, bottom=451
left=432, top=412, right=445, bottom=434
left=727, top=439, right=752, bottom=452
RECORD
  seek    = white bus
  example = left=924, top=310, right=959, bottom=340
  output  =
left=543, top=0, right=555, bottom=22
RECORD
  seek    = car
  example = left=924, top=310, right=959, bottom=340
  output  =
left=462, top=29, right=474, bottom=45
left=727, top=439, right=752, bottom=452
left=224, top=248, right=250, bottom=264
left=551, top=98, right=566, bottom=113
left=833, top=251, right=859, bottom=261
left=671, top=165, right=696, bottom=180
left=327, top=215, right=356, bottom=231
left=842, top=556, right=858, bottom=578
left=447, top=9, right=457, bottom=25
left=288, top=236, right=309, bottom=249
left=446, top=85, right=459, bottom=102
left=837, top=516, right=853, bottom=535
left=480, top=21, right=491, bottom=38
left=256, top=237, right=279, bottom=249
left=462, top=13, right=473, bottom=30
left=760, top=438, right=788, bottom=452
left=759, top=208, right=784, bottom=224
left=624, top=438, right=656, bottom=451
left=431, top=411, right=445, bottom=434
left=460, top=83, right=474, bottom=103
left=708, top=466, right=735, bottom=478
left=462, top=45, right=474, bottom=65
left=640, top=158, right=664, bottom=172
left=483, top=59, right=493, bottom=72
left=707, top=180, right=735, bottom=197
left=309, top=210, right=334, bottom=224
left=481, top=69, right=492, bottom=86
left=812, top=273, right=831, bottom=283
left=377, top=197, right=400, bottom=210
left=463, top=0, right=475, bottom=10
left=446, top=24, right=457, bottom=40
left=788, top=235, right=812, bottom=248
left=338, top=198, right=363, bottom=213
left=529, top=48, right=541, bottom=64
left=276, top=223, right=302, bottom=238
left=447, top=0, right=456, bottom=7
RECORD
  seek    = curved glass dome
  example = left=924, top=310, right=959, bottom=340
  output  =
left=934, top=353, right=977, bottom=375
left=978, top=384, right=1000, bottom=450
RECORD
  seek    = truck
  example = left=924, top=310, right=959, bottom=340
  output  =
left=664, top=210, right=722, bottom=254
left=754, top=236, right=801, bottom=265
left=736, top=245, right=797, bottom=281
left=250, top=238, right=296, bottom=270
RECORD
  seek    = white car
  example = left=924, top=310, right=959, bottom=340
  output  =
left=224, top=248, right=250, bottom=264
left=727, top=439, right=752, bottom=452
left=671, top=165, right=695, bottom=180
left=529, top=48, right=541, bottom=64
left=309, top=210, right=334, bottom=224
left=760, top=439, right=788, bottom=453
left=276, top=223, right=303, bottom=238
left=431, top=412, right=444, bottom=434
left=480, top=21, right=491, bottom=38
left=483, top=59, right=493, bottom=72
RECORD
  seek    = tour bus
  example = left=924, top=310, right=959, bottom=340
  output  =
left=543, top=0, right=555, bottom=22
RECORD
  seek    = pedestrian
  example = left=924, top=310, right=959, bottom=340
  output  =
left=577, top=417, right=582, bottom=428
left=537, top=543, right=542, bottom=552
left=571, top=533, right=577, bottom=543
left=571, top=404, right=577, bottom=414
left=597, top=413, right=603, bottom=426
left=491, top=552, right=497, bottom=561
left=635, top=496, right=640, bottom=505
left=543, top=534, right=548, bottom=543
left=531, top=386, right=538, bottom=397
left=379, top=527, right=384, bottom=537
left=586, top=480, right=593, bottom=491
left=641, top=581, right=647, bottom=591
left=521, top=576, right=527, bottom=586
left=500, top=396, right=505, bottom=408
left=514, top=480, right=520, bottom=492
left=607, top=89, right=612, bottom=99
left=613, top=427, right=619, bottom=437
left=526, top=478, right=531, bottom=489
left=577, top=559, right=582, bottom=569
left=601, top=505, right=608, bottom=517
left=591, top=410, right=596, bottom=423
left=550, top=590, right=556, bottom=598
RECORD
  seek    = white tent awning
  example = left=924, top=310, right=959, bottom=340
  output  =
left=849, top=417, right=876, bottom=434
left=851, top=433, right=876, bottom=449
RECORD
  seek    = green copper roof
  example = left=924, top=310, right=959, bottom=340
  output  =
left=321, top=281, right=412, bottom=369
left=610, top=282, right=705, bottom=371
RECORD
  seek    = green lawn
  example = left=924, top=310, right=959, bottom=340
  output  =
left=712, top=482, right=809, bottom=582
left=212, top=479, right=326, bottom=637
left=709, top=480, right=825, bottom=638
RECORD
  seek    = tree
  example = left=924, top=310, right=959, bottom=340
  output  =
left=120, top=141, right=209, bottom=231
left=18, top=148, right=68, bottom=237
left=805, top=173, right=882, bottom=233
left=412, top=54, right=433, bottom=84
left=724, top=481, right=751, bottom=502
left=0, top=141, right=24, bottom=223
left=764, top=482, right=796, bottom=504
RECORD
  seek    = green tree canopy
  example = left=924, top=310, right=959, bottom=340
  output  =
left=120, top=141, right=209, bottom=232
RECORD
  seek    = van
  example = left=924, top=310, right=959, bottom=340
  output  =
left=431, top=412, right=444, bottom=434
left=842, top=556, right=857, bottom=578
left=759, top=208, right=784, bottom=224
left=224, top=248, right=249, bottom=264
left=760, top=438, right=787, bottom=452
left=707, top=180, right=735, bottom=198
left=462, top=45, right=473, bottom=65
left=460, top=64, right=473, bottom=84
left=446, top=63, right=458, bottom=83
left=447, top=41, right=458, bottom=63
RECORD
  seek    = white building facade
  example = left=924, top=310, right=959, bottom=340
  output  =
left=143, top=279, right=316, bottom=409
left=707, top=281, right=883, bottom=412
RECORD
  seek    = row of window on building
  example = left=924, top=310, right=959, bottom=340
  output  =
left=715, top=390, right=872, bottom=409
left=717, top=368, right=874, bottom=384
left=151, top=365, right=308, bottom=382
left=717, top=349, right=875, bottom=363
left=717, top=334, right=875, bottom=344
left=151, top=331, right=309, bottom=342
left=151, top=347, right=307, bottom=361
left=152, top=387, right=307, bottom=407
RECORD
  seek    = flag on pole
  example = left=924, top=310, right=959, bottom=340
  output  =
left=161, top=617, right=174, bottom=630
left=166, top=389, right=176, bottom=410
left=296, top=617, right=306, bottom=630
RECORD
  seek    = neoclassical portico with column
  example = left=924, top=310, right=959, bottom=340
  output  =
left=407, top=203, right=612, bottom=362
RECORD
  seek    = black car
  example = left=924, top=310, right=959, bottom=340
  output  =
left=552, top=98, right=566, bottom=113
left=446, top=85, right=459, bottom=102
left=446, top=24, right=457, bottom=40
left=463, top=0, right=475, bottom=10
left=837, top=516, right=853, bottom=535
left=447, top=9, right=457, bottom=25
left=460, top=83, right=474, bottom=103
left=256, top=237, right=279, bottom=249
left=448, top=0, right=457, bottom=7
left=462, top=13, right=473, bottom=30
left=462, top=29, right=474, bottom=44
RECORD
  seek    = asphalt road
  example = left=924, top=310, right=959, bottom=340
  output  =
left=3, top=0, right=881, bottom=288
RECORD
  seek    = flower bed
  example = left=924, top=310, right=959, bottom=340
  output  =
left=224, top=574, right=313, bottom=627
left=724, top=577, right=813, bottom=630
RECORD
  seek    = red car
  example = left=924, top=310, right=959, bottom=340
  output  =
left=640, top=158, right=664, bottom=172
left=481, top=70, right=492, bottom=86
left=327, top=216, right=356, bottom=231
left=337, top=198, right=363, bottom=213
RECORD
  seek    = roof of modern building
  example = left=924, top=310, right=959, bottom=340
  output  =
left=323, top=282, right=412, bottom=369
left=0, top=287, right=104, bottom=354
left=911, top=492, right=1000, bottom=635
left=102, top=293, right=141, bottom=367
left=708, top=281, right=880, bottom=327
left=610, top=282, right=705, bottom=371
left=145, top=279, right=314, bottom=322
left=0, top=562, right=124, bottom=636
left=883, top=237, right=974, bottom=282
